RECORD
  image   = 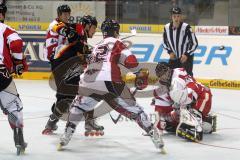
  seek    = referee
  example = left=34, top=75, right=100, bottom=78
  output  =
left=163, top=7, right=198, bottom=76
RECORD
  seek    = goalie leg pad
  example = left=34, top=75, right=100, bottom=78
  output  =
left=203, top=113, right=217, bottom=133
left=176, top=123, right=203, bottom=141
left=176, top=108, right=203, bottom=141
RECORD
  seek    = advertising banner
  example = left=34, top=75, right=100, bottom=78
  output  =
left=121, top=24, right=164, bottom=33
left=5, top=1, right=105, bottom=31
left=195, top=26, right=229, bottom=35
left=18, top=31, right=240, bottom=88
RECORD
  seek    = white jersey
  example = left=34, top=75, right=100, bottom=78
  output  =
left=81, top=37, right=139, bottom=83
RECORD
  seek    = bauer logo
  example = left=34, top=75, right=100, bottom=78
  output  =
left=130, top=44, right=232, bottom=65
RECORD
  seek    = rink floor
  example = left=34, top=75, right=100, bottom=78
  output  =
left=0, top=80, right=240, bottom=160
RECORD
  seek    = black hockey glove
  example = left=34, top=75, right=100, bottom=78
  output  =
left=59, top=27, right=70, bottom=37
left=67, top=28, right=79, bottom=43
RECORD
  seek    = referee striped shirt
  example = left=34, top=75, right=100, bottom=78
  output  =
left=163, top=22, right=198, bottom=58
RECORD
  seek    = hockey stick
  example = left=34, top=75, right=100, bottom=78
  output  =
left=120, top=29, right=137, bottom=40
left=109, top=87, right=138, bottom=124
left=87, top=29, right=137, bottom=49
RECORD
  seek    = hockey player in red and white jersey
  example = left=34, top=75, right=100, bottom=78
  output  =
left=152, top=62, right=216, bottom=141
left=0, top=3, right=28, bottom=155
left=57, top=19, right=165, bottom=152
left=44, top=4, right=71, bottom=61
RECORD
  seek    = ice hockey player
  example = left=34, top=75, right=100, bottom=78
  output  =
left=57, top=19, right=165, bottom=153
left=152, top=62, right=216, bottom=141
left=0, top=3, right=28, bottom=155
left=42, top=5, right=104, bottom=136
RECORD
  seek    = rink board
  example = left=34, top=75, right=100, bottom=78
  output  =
left=17, top=32, right=240, bottom=89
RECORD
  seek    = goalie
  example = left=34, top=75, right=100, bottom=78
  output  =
left=152, top=62, right=216, bottom=141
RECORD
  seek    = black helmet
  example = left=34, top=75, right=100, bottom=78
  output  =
left=80, top=15, right=98, bottom=27
left=0, top=3, right=7, bottom=15
left=170, top=7, right=182, bottom=14
left=57, top=4, right=71, bottom=16
left=101, top=18, right=120, bottom=37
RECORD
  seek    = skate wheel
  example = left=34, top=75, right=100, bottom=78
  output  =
left=57, top=143, right=63, bottom=151
left=84, top=132, right=90, bottom=137
left=95, top=131, right=100, bottom=136
left=160, top=147, right=167, bottom=154
left=90, top=131, right=95, bottom=136
left=42, top=129, right=53, bottom=135
left=99, top=131, right=104, bottom=136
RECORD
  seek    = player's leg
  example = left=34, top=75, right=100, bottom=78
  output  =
left=84, top=110, right=104, bottom=136
left=59, top=96, right=99, bottom=146
left=104, top=82, right=164, bottom=149
left=42, top=94, right=73, bottom=134
left=0, top=79, right=27, bottom=155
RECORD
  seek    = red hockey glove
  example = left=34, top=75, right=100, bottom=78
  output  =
left=134, top=68, right=149, bottom=90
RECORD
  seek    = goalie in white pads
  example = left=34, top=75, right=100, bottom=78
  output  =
left=152, top=62, right=216, bottom=141
left=0, top=3, right=28, bottom=155
left=58, top=19, right=164, bottom=151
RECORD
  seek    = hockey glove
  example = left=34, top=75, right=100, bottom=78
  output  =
left=59, top=26, right=70, bottom=37
left=67, top=28, right=79, bottom=43
left=134, top=68, right=149, bottom=90
left=13, top=57, right=28, bottom=75
left=59, top=27, right=78, bottom=43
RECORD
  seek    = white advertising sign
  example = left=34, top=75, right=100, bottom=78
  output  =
left=195, top=26, right=229, bottom=35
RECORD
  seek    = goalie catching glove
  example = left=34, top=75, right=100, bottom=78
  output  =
left=134, top=68, right=149, bottom=90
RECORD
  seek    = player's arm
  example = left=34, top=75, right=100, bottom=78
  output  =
left=52, top=22, right=78, bottom=43
left=118, top=46, right=149, bottom=90
left=169, top=78, right=194, bottom=105
left=6, top=27, right=28, bottom=75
